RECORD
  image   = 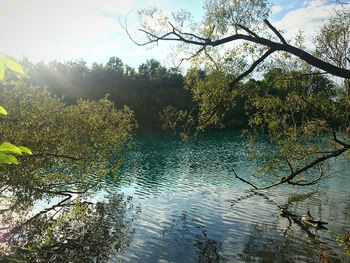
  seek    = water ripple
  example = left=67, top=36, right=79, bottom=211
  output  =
left=106, top=130, right=350, bottom=263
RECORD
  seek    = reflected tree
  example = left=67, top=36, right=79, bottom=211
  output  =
left=1, top=193, right=139, bottom=262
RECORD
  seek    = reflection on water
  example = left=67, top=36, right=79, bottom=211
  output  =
left=0, top=193, right=138, bottom=262
left=110, top=130, right=350, bottom=263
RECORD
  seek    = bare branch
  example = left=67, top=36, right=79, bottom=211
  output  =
left=288, top=165, right=326, bottom=186
left=194, top=48, right=276, bottom=129
left=232, top=168, right=258, bottom=189
left=176, top=46, right=206, bottom=67
left=229, top=48, right=276, bottom=90
left=169, top=22, right=210, bottom=42
left=233, top=146, right=349, bottom=191
left=332, top=136, right=350, bottom=148
left=264, top=19, right=287, bottom=44
left=134, top=20, right=350, bottom=78
left=284, top=155, right=294, bottom=174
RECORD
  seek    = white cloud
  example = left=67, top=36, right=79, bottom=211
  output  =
left=271, top=5, right=283, bottom=14
left=274, top=0, right=350, bottom=48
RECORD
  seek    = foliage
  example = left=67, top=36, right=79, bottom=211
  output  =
left=132, top=0, right=350, bottom=189
left=0, top=53, right=139, bottom=260
left=203, top=0, right=270, bottom=35
left=314, top=10, right=350, bottom=70
left=0, top=82, right=137, bottom=260
left=0, top=55, right=32, bottom=203
left=0, top=109, right=32, bottom=168
left=0, top=83, right=136, bottom=197
left=327, top=231, right=350, bottom=256
left=314, top=9, right=350, bottom=94
left=244, top=69, right=348, bottom=183
left=22, top=57, right=192, bottom=129
left=0, top=55, right=30, bottom=168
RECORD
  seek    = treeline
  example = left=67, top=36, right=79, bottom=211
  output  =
left=15, top=57, right=337, bottom=130
left=19, top=57, right=192, bottom=129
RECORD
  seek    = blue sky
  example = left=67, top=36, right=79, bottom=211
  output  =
left=0, top=0, right=349, bottom=68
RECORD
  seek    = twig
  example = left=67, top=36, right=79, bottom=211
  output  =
left=236, top=24, right=259, bottom=38
left=232, top=168, right=258, bottom=189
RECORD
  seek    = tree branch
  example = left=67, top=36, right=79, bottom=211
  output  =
left=177, top=46, right=206, bottom=67
left=229, top=48, right=276, bottom=90
left=199, top=48, right=276, bottom=128
left=236, top=24, right=260, bottom=38
left=233, top=146, right=349, bottom=191
left=134, top=20, right=350, bottom=79
left=232, top=168, right=258, bottom=189
left=263, top=19, right=287, bottom=44
left=288, top=165, right=326, bottom=186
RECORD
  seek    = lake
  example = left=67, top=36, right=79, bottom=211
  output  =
left=105, top=130, right=350, bottom=263
left=2, top=130, right=350, bottom=262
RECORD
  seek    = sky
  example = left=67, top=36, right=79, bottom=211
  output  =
left=0, top=0, right=349, bottom=69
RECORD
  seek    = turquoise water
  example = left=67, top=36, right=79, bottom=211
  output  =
left=104, top=130, right=350, bottom=263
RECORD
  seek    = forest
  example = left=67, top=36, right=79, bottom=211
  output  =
left=5, top=55, right=337, bottom=132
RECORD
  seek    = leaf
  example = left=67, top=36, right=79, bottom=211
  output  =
left=19, top=146, right=32, bottom=155
left=0, top=153, right=19, bottom=164
left=8, top=155, right=19, bottom=164
left=0, top=105, right=7, bottom=115
left=0, top=60, right=4, bottom=81
left=0, top=142, right=22, bottom=155
left=8, top=258, right=21, bottom=263
left=0, top=195, right=10, bottom=201
left=2, top=57, right=24, bottom=75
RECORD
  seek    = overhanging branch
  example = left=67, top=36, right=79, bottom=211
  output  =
left=132, top=19, right=350, bottom=79
left=233, top=146, right=349, bottom=191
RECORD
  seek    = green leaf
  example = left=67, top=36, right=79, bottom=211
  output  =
left=0, top=106, right=7, bottom=115
left=0, top=61, right=4, bottom=81
left=19, top=146, right=32, bottom=155
left=0, top=195, right=10, bottom=201
left=8, top=258, right=21, bottom=263
left=0, top=142, right=23, bottom=155
left=2, top=57, right=24, bottom=75
left=0, top=153, right=19, bottom=164
left=8, top=155, right=19, bottom=164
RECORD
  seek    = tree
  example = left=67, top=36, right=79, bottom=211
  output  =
left=105, top=56, right=124, bottom=75
left=314, top=10, right=350, bottom=93
left=128, top=0, right=350, bottom=189
left=0, top=82, right=137, bottom=260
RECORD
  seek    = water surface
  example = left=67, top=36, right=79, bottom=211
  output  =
left=106, top=130, right=350, bottom=263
